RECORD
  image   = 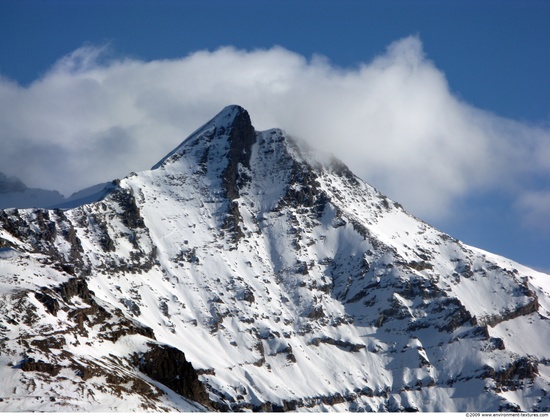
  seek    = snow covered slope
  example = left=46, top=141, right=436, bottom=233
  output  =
left=0, top=105, right=549, bottom=412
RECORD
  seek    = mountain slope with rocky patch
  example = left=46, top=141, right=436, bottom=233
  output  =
left=0, top=105, right=549, bottom=412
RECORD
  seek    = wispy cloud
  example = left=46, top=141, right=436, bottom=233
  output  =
left=0, top=36, right=549, bottom=229
left=515, top=191, right=550, bottom=233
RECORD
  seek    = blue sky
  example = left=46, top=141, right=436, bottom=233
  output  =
left=1, top=0, right=550, bottom=271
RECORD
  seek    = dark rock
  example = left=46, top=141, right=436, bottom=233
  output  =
left=272, top=343, right=297, bottom=363
left=220, top=106, right=256, bottom=241
left=196, top=368, right=216, bottom=376
left=91, top=215, right=116, bottom=252
left=60, top=222, right=83, bottom=262
left=482, top=297, right=539, bottom=327
left=222, top=106, right=256, bottom=200
left=34, top=292, right=60, bottom=316
left=43, top=277, right=154, bottom=342
left=407, top=260, right=433, bottom=271
left=113, top=188, right=145, bottom=230
left=135, top=343, right=212, bottom=409
left=281, top=399, right=298, bottom=411
left=56, top=277, right=94, bottom=305
left=221, top=200, right=244, bottom=241
left=495, top=357, right=539, bottom=385
left=482, top=357, right=539, bottom=388
left=253, top=341, right=266, bottom=366
left=307, top=305, right=325, bottom=320
left=240, top=288, right=255, bottom=304
left=19, top=358, right=61, bottom=376
left=322, top=392, right=345, bottom=406
left=490, top=337, right=506, bottom=350
left=280, top=162, right=322, bottom=209
left=438, top=298, right=475, bottom=332
left=459, top=264, right=473, bottom=278
left=309, top=336, right=366, bottom=352
left=31, top=335, right=66, bottom=351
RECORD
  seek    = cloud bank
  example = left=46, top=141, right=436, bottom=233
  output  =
left=0, top=36, right=549, bottom=228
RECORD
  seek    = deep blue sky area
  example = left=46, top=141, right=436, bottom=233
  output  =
left=1, top=0, right=550, bottom=271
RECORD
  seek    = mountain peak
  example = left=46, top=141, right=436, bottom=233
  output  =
left=152, top=105, right=254, bottom=170
left=201, top=104, right=251, bottom=132
left=215, top=104, right=249, bottom=123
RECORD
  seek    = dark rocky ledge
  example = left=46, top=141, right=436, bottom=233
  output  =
left=308, top=336, right=366, bottom=352
left=134, top=343, right=212, bottom=409
left=479, top=296, right=539, bottom=328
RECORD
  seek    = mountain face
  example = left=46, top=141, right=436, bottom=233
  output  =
left=0, top=105, right=549, bottom=412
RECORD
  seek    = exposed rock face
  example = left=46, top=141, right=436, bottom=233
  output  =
left=222, top=105, right=256, bottom=201
left=0, top=189, right=207, bottom=411
left=0, top=268, right=207, bottom=411
left=136, top=343, right=212, bottom=408
left=488, top=356, right=539, bottom=388
left=218, top=107, right=256, bottom=241
left=0, top=105, right=550, bottom=412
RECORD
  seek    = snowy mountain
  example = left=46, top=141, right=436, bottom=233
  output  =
left=0, top=105, right=549, bottom=412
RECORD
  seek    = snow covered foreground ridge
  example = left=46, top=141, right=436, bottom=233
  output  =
left=0, top=105, right=550, bottom=412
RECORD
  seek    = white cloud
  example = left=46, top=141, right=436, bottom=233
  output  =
left=0, top=36, right=549, bottom=228
left=515, top=191, right=550, bottom=233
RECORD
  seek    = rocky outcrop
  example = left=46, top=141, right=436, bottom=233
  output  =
left=480, top=296, right=539, bottom=328
left=19, top=358, right=61, bottom=376
left=220, top=106, right=256, bottom=241
left=0, top=208, right=83, bottom=268
left=1, top=273, right=209, bottom=411
left=482, top=357, right=539, bottom=389
left=222, top=106, right=256, bottom=201
left=35, top=277, right=155, bottom=342
left=308, top=336, right=366, bottom=352
left=135, top=343, right=212, bottom=409
left=109, top=186, right=146, bottom=230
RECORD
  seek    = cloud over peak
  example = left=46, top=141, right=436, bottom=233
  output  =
left=0, top=36, right=548, bottom=229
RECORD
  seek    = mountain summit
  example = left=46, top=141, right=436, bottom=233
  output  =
left=0, top=106, right=549, bottom=412
left=152, top=104, right=255, bottom=171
